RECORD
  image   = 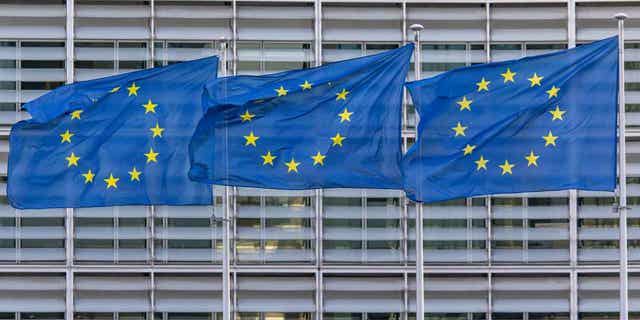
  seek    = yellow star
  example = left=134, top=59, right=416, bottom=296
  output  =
left=244, top=131, right=259, bottom=147
left=261, top=151, right=277, bottom=166
left=475, top=156, right=488, bottom=171
left=528, top=73, right=543, bottom=87
left=110, top=86, right=120, bottom=93
left=285, top=158, right=301, bottom=173
left=546, top=85, right=560, bottom=99
left=525, top=151, right=539, bottom=167
left=463, top=144, right=476, bottom=156
left=150, top=123, right=165, bottom=138
left=144, top=148, right=159, bottom=163
left=104, top=173, right=120, bottom=189
left=476, top=78, right=490, bottom=92
left=275, top=86, right=288, bottom=97
left=66, top=152, right=80, bottom=167
left=336, top=88, right=350, bottom=101
left=499, top=160, right=515, bottom=175
left=501, top=68, right=516, bottom=83
left=60, top=129, right=74, bottom=144
left=240, top=110, right=255, bottom=122
left=300, top=81, right=312, bottom=90
left=456, top=96, right=472, bottom=111
left=451, top=122, right=467, bottom=137
left=549, top=106, right=566, bottom=121
left=311, top=151, right=326, bottom=166
left=81, top=169, right=95, bottom=184
left=330, top=133, right=346, bottom=147
left=70, top=110, right=83, bottom=120
left=142, top=99, right=157, bottom=114
left=338, top=108, right=353, bottom=123
left=128, top=167, right=142, bottom=181
left=543, top=131, right=558, bottom=147
left=127, top=83, right=140, bottom=96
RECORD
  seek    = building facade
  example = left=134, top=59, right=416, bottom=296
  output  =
left=1, top=0, right=640, bottom=319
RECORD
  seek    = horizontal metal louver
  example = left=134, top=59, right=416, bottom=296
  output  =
left=74, top=275, right=150, bottom=312
left=155, top=274, right=223, bottom=312
left=237, top=276, right=315, bottom=312
left=325, top=276, right=404, bottom=313
left=408, top=275, right=489, bottom=313
left=0, top=274, right=65, bottom=312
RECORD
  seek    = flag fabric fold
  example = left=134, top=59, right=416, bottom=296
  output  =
left=189, top=44, right=413, bottom=190
left=403, top=37, right=619, bottom=203
left=8, top=56, right=219, bottom=209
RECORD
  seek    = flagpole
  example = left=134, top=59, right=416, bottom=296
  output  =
left=615, top=12, right=629, bottom=320
left=410, top=23, right=425, bottom=320
left=219, top=37, right=232, bottom=320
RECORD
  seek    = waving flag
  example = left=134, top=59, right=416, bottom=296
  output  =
left=8, top=56, right=218, bottom=208
left=189, top=45, right=413, bottom=190
left=403, top=37, right=619, bottom=203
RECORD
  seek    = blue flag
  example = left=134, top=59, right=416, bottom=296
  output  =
left=8, top=56, right=219, bottom=209
left=189, top=45, right=413, bottom=189
left=403, top=37, right=619, bottom=203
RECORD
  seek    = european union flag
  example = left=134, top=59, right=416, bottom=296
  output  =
left=8, top=56, right=219, bottom=208
left=403, top=37, right=619, bottom=203
left=189, top=45, right=413, bottom=189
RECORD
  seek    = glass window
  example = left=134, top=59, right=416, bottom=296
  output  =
left=528, top=313, right=569, bottom=320
left=21, top=313, right=65, bottom=320
left=118, top=42, right=147, bottom=70
left=264, top=42, right=313, bottom=72
left=324, top=194, right=364, bottom=263
left=490, top=43, right=522, bottom=62
left=578, top=196, right=618, bottom=262
left=0, top=41, right=18, bottom=116
left=167, top=313, right=213, bottom=320
left=578, top=313, right=619, bottom=320
left=74, top=313, right=113, bottom=320
left=154, top=204, right=221, bottom=264
left=236, top=191, right=314, bottom=264
left=324, top=314, right=362, bottom=320
left=527, top=197, right=569, bottom=263
left=493, top=314, right=523, bottom=320
left=75, top=41, right=115, bottom=81
left=322, top=43, right=362, bottom=64
left=118, top=313, right=148, bottom=320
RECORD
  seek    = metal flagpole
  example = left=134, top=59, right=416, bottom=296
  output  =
left=219, top=38, right=232, bottom=320
left=615, top=12, right=629, bottom=320
left=410, top=23, right=425, bottom=320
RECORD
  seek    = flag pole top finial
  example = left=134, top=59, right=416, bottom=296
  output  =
left=409, top=24, right=424, bottom=32
left=614, top=13, right=628, bottom=20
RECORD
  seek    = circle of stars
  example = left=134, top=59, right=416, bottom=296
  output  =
left=63, top=82, right=165, bottom=190
left=452, top=68, right=565, bottom=176
left=240, top=82, right=353, bottom=174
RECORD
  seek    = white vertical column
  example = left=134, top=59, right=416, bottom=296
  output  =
left=485, top=2, right=490, bottom=63
left=65, top=0, right=74, bottom=84
left=220, top=39, right=232, bottom=320
left=567, top=3, right=578, bottom=320
left=567, top=0, right=576, bottom=48
left=409, top=23, right=424, bottom=320
left=149, top=0, right=155, bottom=67
left=313, top=3, right=323, bottom=318
left=615, top=12, right=629, bottom=320
left=484, top=5, right=493, bottom=319
left=232, top=0, right=238, bottom=76
left=314, top=0, right=322, bottom=67
left=64, top=2, right=75, bottom=320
